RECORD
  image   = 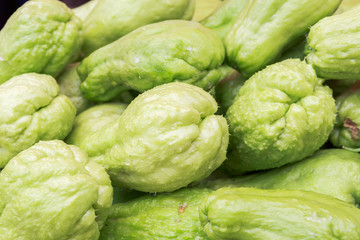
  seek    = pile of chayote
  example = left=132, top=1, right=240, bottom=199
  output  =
left=1, top=0, right=360, bottom=239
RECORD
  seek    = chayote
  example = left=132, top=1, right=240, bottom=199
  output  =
left=198, top=149, right=360, bottom=206
left=334, top=0, right=360, bottom=15
left=306, top=4, right=360, bottom=80
left=82, top=0, right=195, bottom=55
left=0, top=0, right=83, bottom=84
left=225, top=0, right=341, bottom=76
left=58, top=63, right=94, bottom=114
left=73, top=0, right=98, bottom=21
left=78, top=20, right=225, bottom=102
left=226, top=59, right=336, bottom=174
left=330, top=91, right=360, bottom=149
left=66, top=103, right=128, bottom=145
left=0, top=140, right=113, bottom=240
left=200, top=188, right=360, bottom=240
left=100, top=188, right=212, bottom=240
left=68, top=82, right=229, bottom=193
left=0, top=73, right=76, bottom=168
left=326, top=79, right=359, bottom=98
left=214, top=70, right=246, bottom=115
left=201, top=0, right=248, bottom=40
left=192, top=0, right=222, bottom=22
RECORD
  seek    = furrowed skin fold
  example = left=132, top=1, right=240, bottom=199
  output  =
left=226, top=59, right=336, bottom=174
left=68, top=82, right=229, bottom=193
left=0, top=0, right=83, bottom=84
left=224, top=0, right=341, bottom=76
left=306, top=4, right=360, bottom=80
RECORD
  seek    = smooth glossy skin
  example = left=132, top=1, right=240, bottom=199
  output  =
left=198, top=149, right=360, bottom=207
left=226, top=59, right=336, bottom=174
left=69, top=82, right=229, bottom=193
left=330, top=91, right=360, bottom=149
left=201, top=0, right=248, bottom=40
left=78, top=20, right=225, bottom=102
left=0, top=0, right=83, bottom=84
left=306, top=5, right=360, bottom=80
left=58, top=63, right=93, bottom=114
left=100, top=188, right=212, bottom=240
left=225, top=0, right=341, bottom=76
left=0, top=140, right=113, bottom=240
left=200, top=188, right=360, bottom=240
left=0, top=73, right=76, bottom=168
left=82, top=0, right=195, bottom=55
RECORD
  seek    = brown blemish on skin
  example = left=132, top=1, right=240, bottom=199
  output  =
left=178, top=203, right=188, bottom=214
left=344, top=118, right=360, bottom=140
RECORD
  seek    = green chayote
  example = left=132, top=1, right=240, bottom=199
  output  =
left=68, top=82, right=229, bottom=193
left=198, top=149, right=360, bottom=206
left=0, top=140, right=113, bottom=240
left=82, top=0, right=195, bottom=55
left=214, top=70, right=246, bottom=115
left=200, top=188, right=360, bottom=240
left=0, top=73, right=76, bottom=168
left=226, top=59, right=336, bottom=174
left=0, top=0, right=83, bottom=84
left=330, top=91, right=360, bottom=149
left=334, top=0, right=360, bottom=15
left=192, top=0, right=222, bottom=22
left=58, top=64, right=94, bottom=114
left=66, top=103, right=128, bottom=145
left=78, top=20, right=225, bottom=102
left=100, top=188, right=212, bottom=240
left=225, top=0, right=341, bottom=76
left=306, top=5, right=360, bottom=80
left=201, top=0, right=248, bottom=40
left=73, top=0, right=98, bottom=21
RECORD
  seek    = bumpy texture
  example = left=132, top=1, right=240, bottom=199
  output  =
left=226, top=59, right=336, bottom=174
left=0, top=73, right=76, bottom=168
left=58, top=63, right=93, bottom=114
left=225, top=0, right=341, bottom=76
left=68, top=82, right=229, bottom=192
left=306, top=5, right=360, bottom=80
left=0, top=140, right=113, bottom=240
left=330, top=91, right=360, bottom=149
left=198, top=149, right=360, bottom=206
left=201, top=0, right=248, bottom=40
left=82, top=0, right=195, bottom=55
left=78, top=20, right=225, bottom=102
left=66, top=103, right=128, bottom=144
left=0, top=0, right=83, bottom=84
left=200, top=188, right=360, bottom=240
left=100, top=188, right=212, bottom=240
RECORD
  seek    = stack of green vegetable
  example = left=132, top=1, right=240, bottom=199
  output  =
left=1, top=0, right=360, bottom=239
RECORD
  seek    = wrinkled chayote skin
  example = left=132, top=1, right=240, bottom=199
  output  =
left=78, top=20, right=225, bottom=102
left=68, top=82, right=229, bottom=193
left=226, top=59, right=336, bottom=174
left=198, top=149, right=360, bottom=206
left=306, top=5, right=360, bottom=80
left=200, top=188, right=360, bottom=240
left=0, top=140, right=113, bottom=240
left=58, top=63, right=94, bottom=114
left=0, top=73, right=76, bottom=168
left=100, top=188, right=212, bottom=240
left=214, top=70, right=246, bottom=115
left=66, top=103, right=128, bottom=145
left=0, top=0, right=83, bottom=84
left=330, top=91, right=360, bottom=149
left=192, top=0, right=222, bottom=22
left=201, top=0, right=248, bottom=40
left=82, top=0, right=195, bottom=55
left=225, top=0, right=341, bottom=76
